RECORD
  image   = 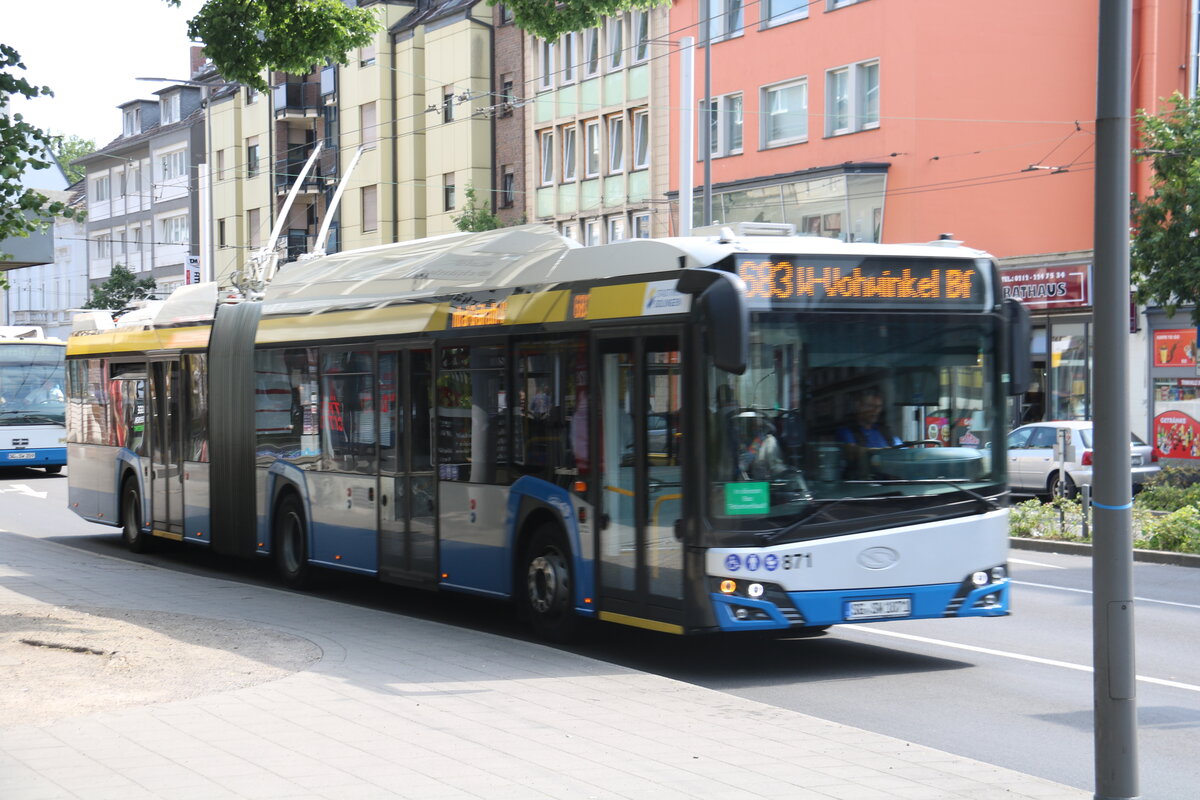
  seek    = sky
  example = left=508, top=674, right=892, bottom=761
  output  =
left=5, top=0, right=207, bottom=147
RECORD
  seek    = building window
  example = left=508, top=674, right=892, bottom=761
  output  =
left=561, top=32, right=577, bottom=84
left=762, top=79, right=807, bottom=147
left=443, top=88, right=456, bottom=123
left=561, top=125, right=577, bottom=183
left=826, top=59, right=879, bottom=136
left=632, top=213, right=651, bottom=238
left=360, top=42, right=376, bottom=66
left=632, top=109, right=650, bottom=169
left=159, top=215, right=189, bottom=245
left=122, top=107, right=140, bottom=137
left=607, top=16, right=625, bottom=71
left=159, top=149, right=187, bottom=181
left=216, top=149, right=225, bottom=181
left=560, top=221, right=578, bottom=241
left=583, top=28, right=601, bottom=78
left=607, top=115, right=625, bottom=173
left=608, top=215, right=627, bottom=242
left=705, top=0, right=744, bottom=41
left=248, top=208, right=261, bottom=248
left=500, top=4, right=514, bottom=23
left=500, top=76, right=514, bottom=116
left=96, top=233, right=111, bottom=259
left=160, top=92, right=181, bottom=124
left=764, top=0, right=808, bottom=26
left=539, top=129, right=555, bottom=185
left=218, top=219, right=227, bottom=248
left=443, top=173, right=456, bottom=212
left=828, top=0, right=871, bottom=9
left=632, top=11, right=650, bottom=62
left=701, top=93, right=743, bottom=157
left=246, top=136, right=261, bottom=178
left=584, top=120, right=601, bottom=177
left=362, top=185, right=378, bottom=232
left=92, top=175, right=110, bottom=202
left=130, top=225, right=142, bottom=252
left=360, top=102, right=377, bottom=147
left=129, top=165, right=141, bottom=194
left=585, top=218, right=602, bottom=245
left=501, top=167, right=515, bottom=208
left=246, top=86, right=259, bottom=104
left=539, top=39, right=556, bottom=90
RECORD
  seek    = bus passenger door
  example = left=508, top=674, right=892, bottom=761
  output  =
left=597, top=334, right=685, bottom=632
left=378, top=347, right=438, bottom=585
left=148, top=360, right=184, bottom=537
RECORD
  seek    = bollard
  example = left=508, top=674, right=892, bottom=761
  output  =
left=1081, top=483, right=1090, bottom=540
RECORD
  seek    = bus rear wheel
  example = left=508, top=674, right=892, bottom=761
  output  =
left=121, top=478, right=152, bottom=554
left=521, top=525, right=578, bottom=642
left=274, top=494, right=312, bottom=589
left=43, top=465, right=62, bottom=475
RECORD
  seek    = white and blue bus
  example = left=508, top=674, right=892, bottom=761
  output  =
left=1, top=327, right=67, bottom=473
left=66, top=224, right=1030, bottom=639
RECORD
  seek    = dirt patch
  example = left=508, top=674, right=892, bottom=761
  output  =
left=0, top=604, right=321, bottom=726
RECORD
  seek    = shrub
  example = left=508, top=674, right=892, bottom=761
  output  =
left=1134, top=482, right=1200, bottom=512
left=1142, top=465, right=1200, bottom=489
left=1009, top=497, right=1087, bottom=541
left=1141, top=505, right=1200, bottom=554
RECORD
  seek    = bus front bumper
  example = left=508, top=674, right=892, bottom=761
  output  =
left=2, top=447, right=66, bottom=467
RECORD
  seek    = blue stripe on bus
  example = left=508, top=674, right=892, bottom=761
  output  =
left=1, top=447, right=66, bottom=466
left=507, top=476, right=596, bottom=617
left=710, top=580, right=1010, bottom=631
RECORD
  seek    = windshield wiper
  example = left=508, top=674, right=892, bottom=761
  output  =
left=755, top=491, right=906, bottom=544
left=0, top=413, right=62, bottom=425
left=858, top=479, right=1005, bottom=512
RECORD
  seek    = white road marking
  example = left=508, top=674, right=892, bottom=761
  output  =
left=0, top=484, right=47, bottom=499
left=845, top=627, right=1200, bottom=693
left=1015, top=580, right=1200, bottom=610
left=1009, top=557, right=1067, bottom=569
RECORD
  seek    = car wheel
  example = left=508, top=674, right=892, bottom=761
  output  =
left=121, top=477, right=152, bottom=553
left=1050, top=472, right=1077, bottom=500
left=273, top=493, right=312, bottom=589
left=520, top=524, right=579, bottom=642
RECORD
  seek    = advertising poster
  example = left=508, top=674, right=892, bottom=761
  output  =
left=1153, top=329, right=1197, bottom=367
left=1153, top=410, right=1200, bottom=459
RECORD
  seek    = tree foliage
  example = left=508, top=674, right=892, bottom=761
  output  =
left=452, top=186, right=502, bottom=232
left=484, top=0, right=669, bottom=40
left=83, top=264, right=158, bottom=311
left=0, top=44, right=79, bottom=287
left=50, top=134, right=95, bottom=184
left=166, top=0, right=381, bottom=90
left=1131, top=92, right=1200, bottom=324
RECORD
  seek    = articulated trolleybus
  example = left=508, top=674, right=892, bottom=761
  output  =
left=66, top=223, right=1030, bottom=639
left=1, top=326, right=67, bottom=473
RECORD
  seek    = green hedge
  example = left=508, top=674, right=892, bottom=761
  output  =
left=1008, top=496, right=1200, bottom=553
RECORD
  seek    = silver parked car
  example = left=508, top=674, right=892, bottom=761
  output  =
left=1006, top=421, right=1160, bottom=498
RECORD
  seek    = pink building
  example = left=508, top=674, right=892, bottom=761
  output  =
left=670, top=0, right=1194, bottom=433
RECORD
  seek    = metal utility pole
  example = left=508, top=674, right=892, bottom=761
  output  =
left=701, top=6, right=712, bottom=226
left=679, top=37, right=695, bottom=237
left=1092, top=1, right=1139, bottom=798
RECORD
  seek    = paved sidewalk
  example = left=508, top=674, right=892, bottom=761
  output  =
left=0, top=531, right=1089, bottom=800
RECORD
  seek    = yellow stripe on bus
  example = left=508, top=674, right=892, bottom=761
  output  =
left=67, top=326, right=212, bottom=356
left=598, top=611, right=685, bottom=635
left=584, top=283, right=650, bottom=320
left=257, top=303, right=441, bottom=344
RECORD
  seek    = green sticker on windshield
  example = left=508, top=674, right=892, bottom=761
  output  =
left=725, top=482, right=769, bottom=515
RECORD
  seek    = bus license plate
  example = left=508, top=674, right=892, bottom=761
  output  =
left=845, top=598, right=911, bottom=620
left=7, top=452, right=35, bottom=460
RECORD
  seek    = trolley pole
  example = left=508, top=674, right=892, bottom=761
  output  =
left=1092, top=1, right=1139, bottom=798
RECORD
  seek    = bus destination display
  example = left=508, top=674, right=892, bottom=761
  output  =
left=735, top=255, right=987, bottom=311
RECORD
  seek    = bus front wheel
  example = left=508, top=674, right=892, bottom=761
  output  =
left=521, top=525, right=578, bottom=642
left=121, top=478, right=152, bottom=554
left=44, top=465, right=62, bottom=475
left=273, top=494, right=312, bottom=589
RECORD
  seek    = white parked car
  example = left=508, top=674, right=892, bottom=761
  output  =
left=1006, top=421, right=1159, bottom=498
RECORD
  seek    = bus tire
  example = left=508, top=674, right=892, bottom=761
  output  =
left=521, top=524, right=579, bottom=642
left=121, top=477, right=152, bottom=554
left=44, top=465, right=62, bottom=475
left=273, top=493, right=312, bottom=589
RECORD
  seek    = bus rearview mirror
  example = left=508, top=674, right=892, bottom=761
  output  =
left=677, top=268, right=749, bottom=375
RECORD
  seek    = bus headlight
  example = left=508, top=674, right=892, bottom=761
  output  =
left=971, top=571, right=989, bottom=587
left=747, top=583, right=764, bottom=598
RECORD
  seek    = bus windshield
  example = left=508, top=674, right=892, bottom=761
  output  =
left=706, top=311, right=1004, bottom=544
left=0, top=343, right=66, bottom=426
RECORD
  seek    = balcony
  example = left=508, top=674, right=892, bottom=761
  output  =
left=272, top=82, right=320, bottom=119
left=284, top=229, right=312, bottom=263
left=274, top=157, right=323, bottom=194
left=320, top=66, right=337, bottom=104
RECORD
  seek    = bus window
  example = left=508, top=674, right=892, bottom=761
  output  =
left=513, top=337, right=587, bottom=489
left=185, top=354, right=209, bottom=462
left=436, top=345, right=508, bottom=483
left=255, top=348, right=319, bottom=465
left=320, top=349, right=376, bottom=474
